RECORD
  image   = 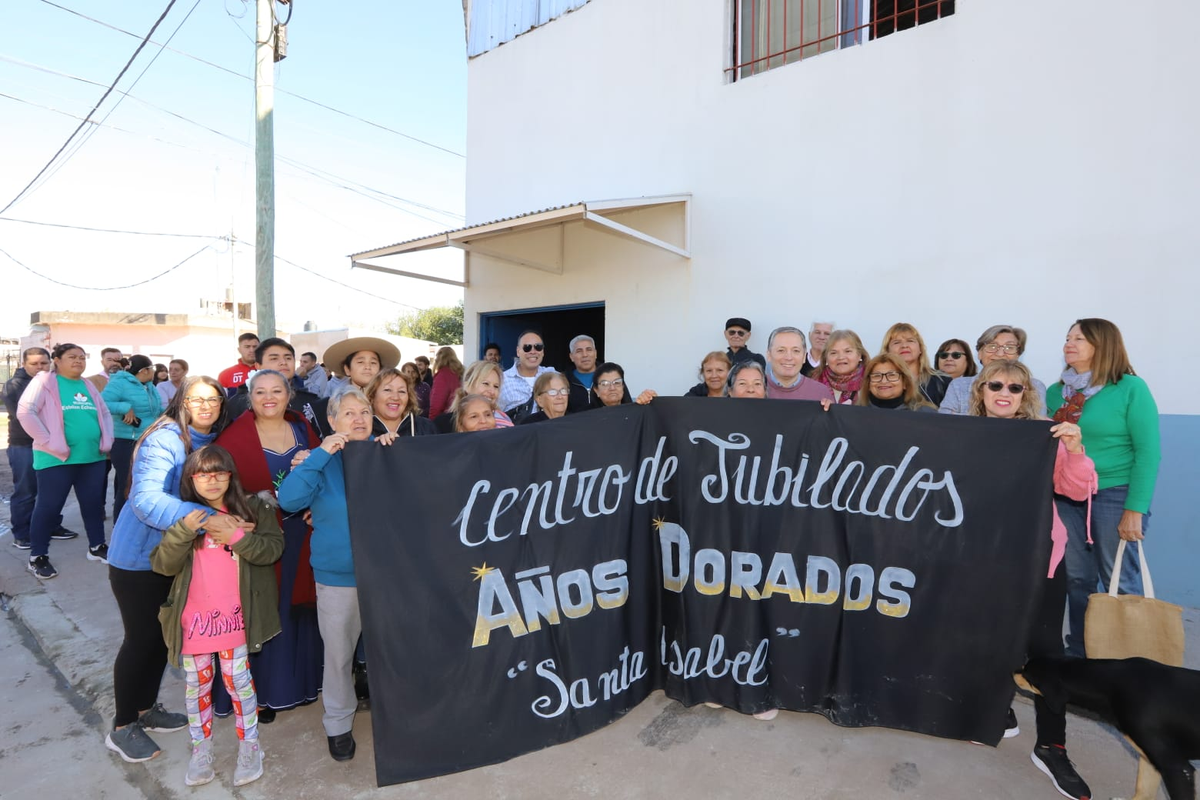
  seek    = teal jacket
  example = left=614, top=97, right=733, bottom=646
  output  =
left=102, top=370, right=163, bottom=440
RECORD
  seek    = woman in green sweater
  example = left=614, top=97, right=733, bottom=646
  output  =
left=1047, top=318, right=1161, bottom=658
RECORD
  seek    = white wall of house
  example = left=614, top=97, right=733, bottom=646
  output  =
left=462, top=0, right=1199, bottom=413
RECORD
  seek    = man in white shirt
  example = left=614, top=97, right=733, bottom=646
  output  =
left=498, top=330, right=551, bottom=420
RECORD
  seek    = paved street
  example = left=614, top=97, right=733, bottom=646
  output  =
left=1, top=440, right=1196, bottom=800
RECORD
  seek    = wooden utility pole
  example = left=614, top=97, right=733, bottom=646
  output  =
left=254, top=0, right=275, bottom=338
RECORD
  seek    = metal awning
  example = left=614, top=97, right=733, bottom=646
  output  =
left=348, top=194, right=690, bottom=287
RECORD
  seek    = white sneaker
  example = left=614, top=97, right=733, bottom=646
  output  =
left=233, top=738, right=264, bottom=786
left=185, top=739, right=214, bottom=786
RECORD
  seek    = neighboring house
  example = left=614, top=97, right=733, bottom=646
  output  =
left=352, top=0, right=1199, bottom=604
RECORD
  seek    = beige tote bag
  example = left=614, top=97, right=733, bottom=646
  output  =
left=1084, top=540, right=1185, bottom=666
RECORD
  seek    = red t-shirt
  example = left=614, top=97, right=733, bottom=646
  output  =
left=218, top=362, right=253, bottom=390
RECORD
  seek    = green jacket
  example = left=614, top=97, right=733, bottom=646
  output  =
left=150, top=495, right=284, bottom=668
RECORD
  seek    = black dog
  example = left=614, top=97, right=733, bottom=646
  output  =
left=1016, top=656, right=1200, bottom=800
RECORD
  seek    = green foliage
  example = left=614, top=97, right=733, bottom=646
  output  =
left=387, top=301, right=464, bottom=344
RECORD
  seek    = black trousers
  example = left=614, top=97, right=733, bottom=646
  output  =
left=109, top=565, right=174, bottom=727
left=1026, top=563, right=1068, bottom=746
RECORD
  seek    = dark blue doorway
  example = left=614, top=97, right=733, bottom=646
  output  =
left=479, top=302, right=606, bottom=372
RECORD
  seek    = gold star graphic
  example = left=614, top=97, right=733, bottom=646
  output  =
left=470, top=563, right=496, bottom=581
left=652, top=517, right=668, bottom=531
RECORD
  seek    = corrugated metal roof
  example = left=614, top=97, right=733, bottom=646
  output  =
left=360, top=201, right=584, bottom=255
left=466, top=0, right=591, bottom=58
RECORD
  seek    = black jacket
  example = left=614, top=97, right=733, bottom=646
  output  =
left=372, top=414, right=437, bottom=438
left=3, top=368, right=35, bottom=447
left=727, top=347, right=766, bottom=369
left=567, top=370, right=595, bottom=414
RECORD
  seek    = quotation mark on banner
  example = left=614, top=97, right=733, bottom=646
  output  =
left=775, top=628, right=801, bottom=638
left=506, top=661, right=529, bottom=679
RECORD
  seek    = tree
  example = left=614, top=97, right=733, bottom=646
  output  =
left=387, top=301, right=464, bottom=344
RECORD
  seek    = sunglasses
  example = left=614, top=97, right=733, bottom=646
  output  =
left=984, top=381, right=1026, bottom=394
left=726, top=329, right=748, bottom=337
left=521, top=343, right=545, bottom=353
left=937, top=351, right=966, bottom=360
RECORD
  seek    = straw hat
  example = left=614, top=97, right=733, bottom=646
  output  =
left=322, top=337, right=401, bottom=377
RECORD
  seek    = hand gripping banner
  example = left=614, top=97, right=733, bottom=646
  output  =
left=343, top=398, right=1057, bottom=786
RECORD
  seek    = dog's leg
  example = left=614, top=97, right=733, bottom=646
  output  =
left=1128, top=752, right=1161, bottom=800
left=1155, top=760, right=1193, bottom=800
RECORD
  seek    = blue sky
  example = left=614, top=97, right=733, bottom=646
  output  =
left=0, top=0, right=469, bottom=335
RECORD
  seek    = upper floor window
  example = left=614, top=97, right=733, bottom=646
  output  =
left=730, top=0, right=955, bottom=79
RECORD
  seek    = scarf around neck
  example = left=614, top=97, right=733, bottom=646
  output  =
left=1053, top=368, right=1103, bottom=423
left=816, top=364, right=864, bottom=404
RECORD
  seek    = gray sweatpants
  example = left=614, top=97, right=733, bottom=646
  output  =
left=315, top=582, right=362, bottom=737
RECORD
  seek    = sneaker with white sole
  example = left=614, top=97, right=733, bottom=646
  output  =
left=1031, top=744, right=1092, bottom=799
left=234, top=739, right=264, bottom=786
left=50, top=527, right=79, bottom=540
left=138, top=703, right=187, bottom=733
left=12, top=538, right=31, bottom=550
left=28, top=555, right=57, bottom=580
left=1004, top=707, right=1020, bottom=738
left=106, top=722, right=161, bottom=763
left=185, top=739, right=215, bottom=786
left=87, top=543, right=109, bottom=563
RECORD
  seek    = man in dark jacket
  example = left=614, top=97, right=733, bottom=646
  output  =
left=566, top=334, right=599, bottom=413
left=4, top=347, right=76, bottom=548
left=724, top=317, right=766, bottom=369
left=224, top=338, right=323, bottom=437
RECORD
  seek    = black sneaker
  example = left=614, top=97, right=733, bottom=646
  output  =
left=12, top=539, right=32, bottom=550
left=1004, top=707, right=1020, bottom=738
left=106, top=722, right=161, bottom=763
left=28, top=555, right=58, bottom=580
left=87, top=543, right=110, bottom=563
left=1031, top=744, right=1091, bottom=799
left=50, top=527, right=79, bottom=540
left=138, top=703, right=187, bottom=733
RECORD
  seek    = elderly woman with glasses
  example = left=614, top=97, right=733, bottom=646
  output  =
left=856, top=354, right=936, bottom=412
left=519, top=371, right=572, bottom=424
left=587, top=362, right=657, bottom=408
left=938, top=325, right=1046, bottom=416
left=102, top=377, right=253, bottom=764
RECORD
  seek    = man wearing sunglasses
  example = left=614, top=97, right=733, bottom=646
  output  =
left=498, top=330, right=552, bottom=423
left=938, top=324, right=1047, bottom=416
left=724, top=317, right=766, bottom=369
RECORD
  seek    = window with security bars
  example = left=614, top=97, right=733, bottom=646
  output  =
left=731, top=0, right=955, bottom=79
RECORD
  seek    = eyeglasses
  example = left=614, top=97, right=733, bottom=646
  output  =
left=982, top=343, right=1020, bottom=355
left=869, top=372, right=902, bottom=383
left=937, top=351, right=967, bottom=360
left=192, top=471, right=232, bottom=483
left=184, top=396, right=223, bottom=408
left=598, top=378, right=624, bottom=389
left=540, top=388, right=569, bottom=397
left=984, top=381, right=1026, bottom=394
left=521, top=343, right=545, bottom=353
left=726, top=330, right=748, bottom=337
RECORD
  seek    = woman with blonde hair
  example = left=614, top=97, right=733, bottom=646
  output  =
left=856, top=353, right=936, bottom=412
left=428, top=347, right=464, bottom=418
left=812, top=330, right=869, bottom=405
left=1046, top=318, right=1160, bottom=660
left=435, top=360, right=514, bottom=433
left=879, top=322, right=951, bottom=407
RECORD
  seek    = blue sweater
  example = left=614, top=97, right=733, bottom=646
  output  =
left=102, top=370, right=163, bottom=440
left=277, top=447, right=355, bottom=587
left=108, top=423, right=216, bottom=571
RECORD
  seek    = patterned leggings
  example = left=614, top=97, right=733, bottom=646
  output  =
left=182, top=645, right=258, bottom=743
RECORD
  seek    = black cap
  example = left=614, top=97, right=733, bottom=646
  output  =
left=127, top=354, right=154, bottom=374
left=725, top=317, right=752, bottom=332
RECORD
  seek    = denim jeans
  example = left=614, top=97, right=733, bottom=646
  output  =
left=29, top=460, right=107, bottom=558
left=6, top=446, right=36, bottom=542
left=1057, top=485, right=1148, bottom=657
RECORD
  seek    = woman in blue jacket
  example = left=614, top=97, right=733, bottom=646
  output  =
left=102, top=355, right=163, bottom=521
left=104, top=376, right=253, bottom=764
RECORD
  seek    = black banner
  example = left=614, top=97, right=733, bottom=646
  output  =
left=344, top=398, right=1057, bottom=786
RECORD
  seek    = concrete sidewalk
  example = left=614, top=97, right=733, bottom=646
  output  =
left=1, top=456, right=1196, bottom=800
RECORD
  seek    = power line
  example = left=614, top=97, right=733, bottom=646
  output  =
left=35, top=0, right=467, bottom=159
left=1, top=61, right=466, bottom=223
left=1, top=0, right=180, bottom=215
left=0, top=216, right=220, bottom=239
left=0, top=244, right=213, bottom=290
left=272, top=253, right=422, bottom=310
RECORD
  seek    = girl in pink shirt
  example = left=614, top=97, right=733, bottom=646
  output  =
left=151, top=445, right=283, bottom=788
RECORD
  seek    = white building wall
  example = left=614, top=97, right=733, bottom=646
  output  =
left=463, top=0, right=1199, bottom=413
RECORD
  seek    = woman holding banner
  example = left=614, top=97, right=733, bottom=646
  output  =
left=969, top=359, right=1097, bottom=800
left=857, top=355, right=936, bottom=412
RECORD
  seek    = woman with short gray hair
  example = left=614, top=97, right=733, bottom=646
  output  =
left=938, top=325, right=1046, bottom=415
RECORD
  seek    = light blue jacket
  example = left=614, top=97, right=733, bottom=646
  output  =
left=102, top=370, right=163, bottom=440
left=277, top=447, right=354, bottom=587
left=107, top=423, right=216, bottom=571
